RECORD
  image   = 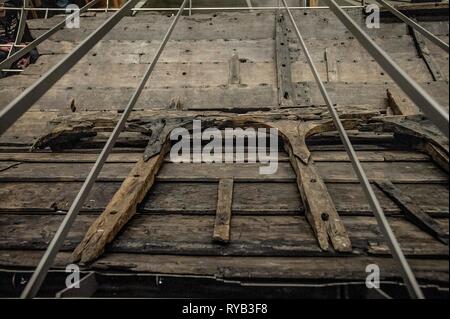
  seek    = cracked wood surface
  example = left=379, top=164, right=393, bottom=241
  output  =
left=72, top=141, right=171, bottom=264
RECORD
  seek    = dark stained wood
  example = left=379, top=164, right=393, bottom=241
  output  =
left=0, top=214, right=447, bottom=257
left=275, top=13, right=295, bottom=107
left=0, top=250, right=448, bottom=283
left=0, top=182, right=448, bottom=216
left=375, top=180, right=449, bottom=244
left=409, top=24, right=447, bottom=82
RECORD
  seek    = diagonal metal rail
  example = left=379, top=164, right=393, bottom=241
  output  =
left=374, top=0, right=449, bottom=53
left=280, top=0, right=424, bottom=299
left=327, top=0, right=449, bottom=139
left=20, top=0, right=189, bottom=298
left=0, top=0, right=130, bottom=136
left=0, top=0, right=102, bottom=72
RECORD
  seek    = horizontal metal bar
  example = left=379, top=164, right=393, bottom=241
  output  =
left=281, top=0, right=424, bottom=299
left=0, top=5, right=363, bottom=12
left=0, top=0, right=139, bottom=137
left=0, top=0, right=102, bottom=72
left=327, top=0, right=449, bottom=139
left=20, top=0, right=188, bottom=299
left=375, top=0, right=449, bottom=53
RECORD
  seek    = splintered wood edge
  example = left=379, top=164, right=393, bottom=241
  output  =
left=72, top=142, right=171, bottom=264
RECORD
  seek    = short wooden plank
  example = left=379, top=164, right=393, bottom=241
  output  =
left=228, top=54, right=241, bottom=85
left=213, top=179, right=234, bottom=243
left=325, top=47, right=339, bottom=82
left=0, top=215, right=446, bottom=257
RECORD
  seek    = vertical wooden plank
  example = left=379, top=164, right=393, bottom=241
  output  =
left=229, top=53, right=241, bottom=85
left=276, top=13, right=295, bottom=107
left=409, top=25, right=446, bottom=81
left=213, top=178, right=234, bottom=243
left=271, top=120, right=352, bottom=252
left=325, top=48, right=339, bottom=82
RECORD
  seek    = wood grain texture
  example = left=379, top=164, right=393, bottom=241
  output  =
left=375, top=180, right=449, bottom=244
left=213, top=179, right=234, bottom=243
left=274, top=120, right=352, bottom=252
left=72, top=143, right=170, bottom=264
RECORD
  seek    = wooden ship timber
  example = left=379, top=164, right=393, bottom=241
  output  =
left=0, top=0, right=448, bottom=298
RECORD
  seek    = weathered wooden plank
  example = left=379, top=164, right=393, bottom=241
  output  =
left=275, top=13, right=295, bottom=107
left=0, top=150, right=431, bottom=163
left=0, top=182, right=448, bottom=216
left=0, top=214, right=447, bottom=257
left=0, top=250, right=447, bottom=283
left=72, top=145, right=170, bottom=264
left=213, top=179, right=234, bottom=243
left=36, top=39, right=275, bottom=62
left=315, top=161, right=448, bottom=183
left=409, top=25, right=446, bottom=81
left=228, top=54, right=241, bottom=85
left=20, top=61, right=277, bottom=89
left=325, top=47, right=338, bottom=82
left=375, top=180, right=449, bottom=244
left=292, top=56, right=433, bottom=83
left=274, top=121, right=352, bottom=252
left=304, top=81, right=449, bottom=109
left=0, top=86, right=278, bottom=112
left=0, top=161, right=446, bottom=183
left=30, top=12, right=276, bottom=41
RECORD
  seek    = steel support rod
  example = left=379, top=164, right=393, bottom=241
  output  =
left=0, top=0, right=137, bottom=137
left=20, top=0, right=188, bottom=298
left=7, top=5, right=27, bottom=60
left=327, top=0, right=449, bottom=139
left=281, top=0, right=424, bottom=299
left=375, top=0, right=448, bottom=53
left=0, top=5, right=364, bottom=12
left=0, top=0, right=102, bottom=72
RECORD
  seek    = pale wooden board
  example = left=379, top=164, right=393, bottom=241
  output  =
left=36, top=39, right=275, bottom=63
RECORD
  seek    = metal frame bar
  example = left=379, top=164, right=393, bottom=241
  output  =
left=20, top=0, right=188, bottom=299
left=375, top=0, right=448, bottom=53
left=280, top=0, right=424, bottom=299
left=0, top=5, right=364, bottom=12
left=0, top=0, right=102, bottom=72
left=7, top=3, right=27, bottom=59
left=0, top=1, right=27, bottom=74
left=327, top=0, right=449, bottom=139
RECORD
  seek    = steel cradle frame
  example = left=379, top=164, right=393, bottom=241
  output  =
left=0, top=0, right=447, bottom=299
